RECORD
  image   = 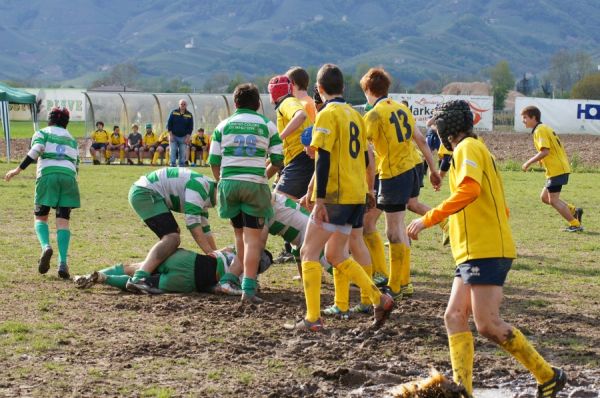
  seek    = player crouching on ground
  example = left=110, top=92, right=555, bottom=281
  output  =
left=74, top=247, right=273, bottom=295
left=407, top=100, right=566, bottom=398
left=4, top=107, right=80, bottom=279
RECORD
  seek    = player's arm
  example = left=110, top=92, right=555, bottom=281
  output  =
left=189, top=225, right=218, bottom=254
left=522, top=147, right=549, bottom=171
left=279, top=109, right=307, bottom=140
left=413, top=127, right=441, bottom=190
left=5, top=132, right=45, bottom=181
left=407, top=177, right=480, bottom=240
left=312, top=148, right=330, bottom=223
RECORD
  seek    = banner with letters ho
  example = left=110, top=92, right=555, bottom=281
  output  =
left=389, top=94, right=494, bottom=133
left=9, top=88, right=86, bottom=121
left=514, top=97, right=600, bottom=135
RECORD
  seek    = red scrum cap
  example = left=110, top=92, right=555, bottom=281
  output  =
left=268, top=75, right=292, bottom=104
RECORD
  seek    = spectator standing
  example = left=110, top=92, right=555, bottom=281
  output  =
left=167, top=99, right=194, bottom=167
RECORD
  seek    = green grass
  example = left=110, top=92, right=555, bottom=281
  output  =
left=6, top=120, right=87, bottom=138
left=0, top=164, right=598, bottom=395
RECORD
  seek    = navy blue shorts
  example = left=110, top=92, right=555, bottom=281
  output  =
left=545, top=173, right=569, bottom=193
left=91, top=142, right=107, bottom=150
left=325, top=204, right=365, bottom=229
left=378, top=167, right=420, bottom=207
left=454, top=258, right=512, bottom=286
left=276, top=152, right=315, bottom=199
left=415, top=161, right=426, bottom=188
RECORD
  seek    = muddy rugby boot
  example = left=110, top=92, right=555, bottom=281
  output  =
left=214, top=281, right=243, bottom=296
left=322, top=305, right=350, bottom=320
left=563, top=225, right=584, bottom=232
left=574, top=207, right=583, bottom=224
left=240, top=292, right=263, bottom=304
left=286, top=318, right=324, bottom=332
left=125, top=278, right=162, bottom=294
left=58, top=262, right=70, bottom=280
left=536, top=367, right=566, bottom=398
left=74, top=271, right=106, bottom=289
left=371, top=292, right=394, bottom=330
left=401, top=283, right=414, bottom=297
left=38, top=246, right=53, bottom=274
left=349, top=303, right=373, bottom=315
left=380, top=285, right=403, bottom=302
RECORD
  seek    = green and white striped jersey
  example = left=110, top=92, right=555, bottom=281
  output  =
left=134, top=167, right=216, bottom=230
left=28, top=126, right=79, bottom=178
left=208, top=108, right=284, bottom=184
left=268, top=193, right=310, bottom=246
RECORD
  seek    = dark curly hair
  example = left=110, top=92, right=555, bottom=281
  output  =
left=432, top=100, right=474, bottom=151
left=48, top=107, right=70, bottom=128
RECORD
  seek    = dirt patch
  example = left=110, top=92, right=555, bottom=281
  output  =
left=3, top=133, right=600, bottom=167
left=1, top=274, right=598, bottom=397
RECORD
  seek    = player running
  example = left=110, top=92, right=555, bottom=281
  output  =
left=407, top=100, right=566, bottom=398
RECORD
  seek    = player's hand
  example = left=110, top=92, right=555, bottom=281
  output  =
left=4, top=168, right=21, bottom=182
left=299, top=193, right=314, bottom=211
left=429, top=171, right=442, bottom=191
left=407, top=218, right=426, bottom=241
left=366, top=192, right=376, bottom=210
left=521, top=162, right=530, bottom=172
left=311, top=201, right=328, bottom=225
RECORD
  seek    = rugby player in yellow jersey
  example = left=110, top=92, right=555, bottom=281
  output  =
left=360, top=68, right=441, bottom=301
left=521, top=106, right=583, bottom=232
left=267, top=74, right=313, bottom=200
left=291, top=63, right=394, bottom=331
left=407, top=100, right=566, bottom=398
left=286, top=66, right=317, bottom=123
left=153, top=131, right=170, bottom=165
left=89, top=121, right=109, bottom=165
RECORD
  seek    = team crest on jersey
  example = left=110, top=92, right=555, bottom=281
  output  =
left=315, top=127, right=330, bottom=135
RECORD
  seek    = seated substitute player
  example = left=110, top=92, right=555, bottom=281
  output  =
left=125, top=167, right=218, bottom=293
left=521, top=105, right=583, bottom=232
left=292, top=64, right=394, bottom=331
left=125, top=123, right=143, bottom=165
left=209, top=83, right=284, bottom=303
left=153, top=130, right=171, bottom=165
left=360, top=67, right=441, bottom=301
left=89, top=121, right=109, bottom=165
left=142, top=123, right=158, bottom=164
left=74, top=247, right=274, bottom=295
left=407, top=100, right=566, bottom=398
left=106, top=125, right=126, bottom=164
left=189, top=128, right=208, bottom=167
left=4, top=107, right=79, bottom=279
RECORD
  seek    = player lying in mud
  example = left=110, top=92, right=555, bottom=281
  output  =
left=73, top=247, right=273, bottom=295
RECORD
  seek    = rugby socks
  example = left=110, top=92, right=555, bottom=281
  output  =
left=56, top=229, right=71, bottom=265
left=336, top=257, right=381, bottom=307
left=191, top=150, right=196, bottom=164
left=388, top=243, right=405, bottom=294
left=499, top=327, right=555, bottom=384
left=399, top=244, right=411, bottom=287
left=131, top=269, right=151, bottom=283
left=359, top=264, right=374, bottom=305
left=241, top=276, right=258, bottom=297
left=332, top=267, right=350, bottom=312
left=119, top=148, right=125, bottom=163
left=152, top=151, right=160, bottom=164
left=99, top=264, right=125, bottom=276
left=567, top=203, right=576, bottom=216
left=301, top=261, right=322, bottom=323
left=364, top=232, right=388, bottom=277
left=448, top=331, right=474, bottom=395
left=569, top=219, right=581, bottom=227
left=34, top=220, right=50, bottom=250
left=105, top=275, right=129, bottom=289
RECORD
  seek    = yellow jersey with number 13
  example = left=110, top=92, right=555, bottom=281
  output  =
left=311, top=99, right=367, bottom=204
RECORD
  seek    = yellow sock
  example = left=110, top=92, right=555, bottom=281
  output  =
left=388, top=242, right=404, bottom=293
left=332, top=267, right=350, bottom=312
left=202, top=151, right=208, bottom=165
left=336, top=257, right=381, bottom=307
left=152, top=151, right=160, bottom=164
left=119, top=149, right=125, bottom=162
left=448, top=331, right=474, bottom=395
left=360, top=264, right=373, bottom=305
left=301, top=261, right=322, bottom=323
left=567, top=203, right=576, bottom=216
left=191, top=151, right=196, bottom=164
left=106, top=150, right=112, bottom=160
left=400, top=244, right=411, bottom=286
left=569, top=219, right=581, bottom=227
left=499, top=327, right=555, bottom=384
left=364, top=232, right=388, bottom=277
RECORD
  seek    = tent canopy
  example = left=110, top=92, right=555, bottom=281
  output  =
left=0, top=83, right=36, bottom=104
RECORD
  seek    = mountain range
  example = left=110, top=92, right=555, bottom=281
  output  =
left=1, top=0, right=599, bottom=88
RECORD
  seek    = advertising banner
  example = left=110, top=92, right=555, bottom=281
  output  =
left=9, top=88, right=86, bottom=121
left=389, top=94, right=494, bottom=133
left=514, top=97, right=600, bottom=135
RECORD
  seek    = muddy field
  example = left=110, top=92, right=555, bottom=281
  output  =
left=1, top=133, right=599, bottom=397
left=2, top=132, right=600, bottom=167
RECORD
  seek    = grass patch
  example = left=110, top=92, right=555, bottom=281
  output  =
left=141, top=386, right=175, bottom=398
left=8, top=120, right=87, bottom=138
